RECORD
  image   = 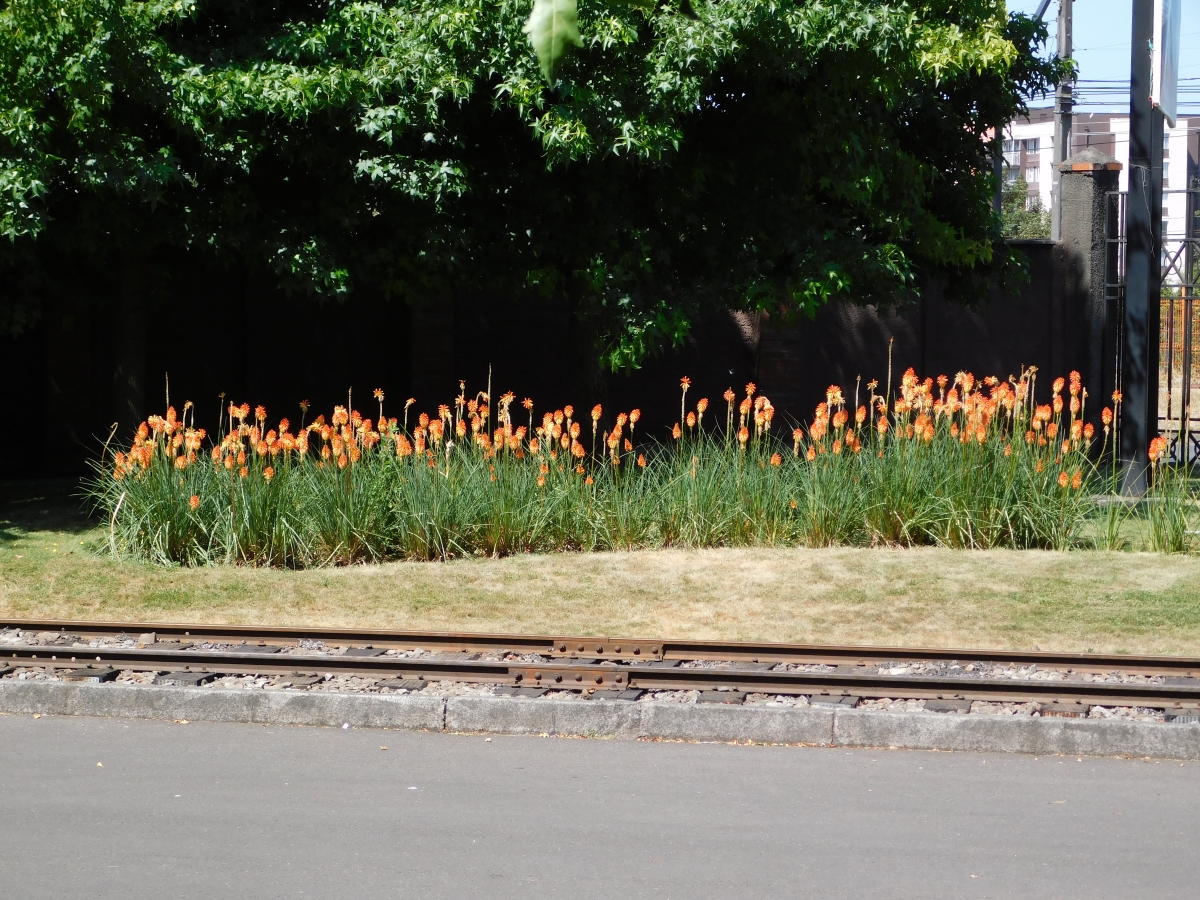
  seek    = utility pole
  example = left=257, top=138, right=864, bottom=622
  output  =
left=1050, top=0, right=1073, bottom=241
left=1122, top=0, right=1165, bottom=492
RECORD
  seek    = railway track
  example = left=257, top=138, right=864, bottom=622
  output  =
left=3, top=618, right=1200, bottom=713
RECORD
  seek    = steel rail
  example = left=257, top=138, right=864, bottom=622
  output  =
left=4, top=644, right=1200, bottom=709
left=5, top=617, right=1200, bottom=675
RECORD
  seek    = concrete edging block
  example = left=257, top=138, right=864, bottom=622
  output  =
left=0, top=681, right=445, bottom=731
left=833, top=708, right=1200, bottom=759
left=446, top=696, right=644, bottom=737
left=637, top=702, right=836, bottom=744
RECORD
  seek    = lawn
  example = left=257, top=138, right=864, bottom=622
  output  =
left=4, top=478, right=1200, bottom=656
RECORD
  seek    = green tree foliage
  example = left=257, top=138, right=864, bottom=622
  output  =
left=0, top=0, right=1064, bottom=368
left=1000, top=181, right=1050, bottom=239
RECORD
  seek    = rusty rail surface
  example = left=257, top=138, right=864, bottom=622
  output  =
left=4, top=618, right=1200, bottom=709
left=4, top=617, right=1200, bottom=673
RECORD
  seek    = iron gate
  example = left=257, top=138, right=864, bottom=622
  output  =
left=1106, top=188, right=1200, bottom=463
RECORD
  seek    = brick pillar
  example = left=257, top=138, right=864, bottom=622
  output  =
left=1056, top=147, right=1122, bottom=420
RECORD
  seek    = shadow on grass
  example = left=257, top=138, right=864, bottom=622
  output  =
left=0, top=478, right=100, bottom=545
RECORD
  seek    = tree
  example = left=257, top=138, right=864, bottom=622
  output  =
left=1000, top=181, right=1051, bottom=239
left=0, top=0, right=1065, bottom=369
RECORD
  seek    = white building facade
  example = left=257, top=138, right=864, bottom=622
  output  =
left=1004, top=108, right=1198, bottom=243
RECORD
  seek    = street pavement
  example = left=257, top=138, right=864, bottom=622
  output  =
left=1, top=713, right=1196, bottom=899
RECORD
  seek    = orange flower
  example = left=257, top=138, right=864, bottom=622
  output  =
left=263, top=466, right=275, bottom=481
left=855, top=405, right=867, bottom=425
left=591, top=404, right=602, bottom=422
left=738, top=426, right=749, bottom=445
left=1112, top=391, right=1122, bottom=404
left=672, top=423, right=682, bottom=440
left=563, top=405, right=574, bottom=419
left=876, top=418, right=889, bottom=435
left=624, top=439, right=633, bottom=452
left=1071, top=471, right=1082, bottom=490
left=239, top=466, right=249, bottom=478
left=745, top=382, right=756, bottom=398
left=806, top=446, right=816, bottom=461
left=537, top=475, right=546, bottom=487
left=680, top=376, right=691, bottom=389
left=637, top=454, right=646, bottom=467
left=1058, top=470, right=1069, bottom=488
left=629, top=409, right=641, bottom=425
left=770, top=453, right=782, bottom=466
left=723, top=388, right=735, bottom=403
left=188, top=495, right=200, bottom=510
left=696, top=398, right=709, bottom=414
left=686, top=412, right=696, bottom=428
left=1052, top=377, right=1065, bottom=395
left=585, top=475, right=594, bottom=485
left=1083, top=423, right=1094, bottom=440
left=1149, top=436, right=1169, bottom=463
left=1101, top=407, right=1113, bottom=426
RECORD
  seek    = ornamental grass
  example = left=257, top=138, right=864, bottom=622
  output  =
left=89, top=369, right=1132, bottom=566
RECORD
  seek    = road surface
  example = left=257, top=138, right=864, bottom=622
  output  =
left=1, top=713, right=1196, bottom=898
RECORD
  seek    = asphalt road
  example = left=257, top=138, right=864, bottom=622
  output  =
left=1, top=714, right=1196, bottom=899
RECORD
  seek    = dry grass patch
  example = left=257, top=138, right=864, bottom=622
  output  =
left=4, top=479, right=1200, bottom=655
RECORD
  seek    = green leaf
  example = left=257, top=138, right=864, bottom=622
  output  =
left=523, top=0, right=584, bottom=83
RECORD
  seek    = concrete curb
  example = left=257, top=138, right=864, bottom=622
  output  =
left=0, top=681, right=444, bottom=731
left=3, top=681, right=1199, bottom=759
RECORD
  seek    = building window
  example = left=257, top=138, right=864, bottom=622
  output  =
left=1006, top=166, right=1021, bottom=184
left=1024, top=167, right=1039, bottom=184
left=1022, top=138, right=1040, bottom=153
left=1002, top=138, right=1020, bottom=168
left=1163, top=161, right=1169, bottom=187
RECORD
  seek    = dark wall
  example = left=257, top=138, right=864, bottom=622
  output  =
left=756, top=241, right=1075, bottom=424
left=3, top=241, right=1078, bottom=475
left=2, top=258, right=416, bottom=475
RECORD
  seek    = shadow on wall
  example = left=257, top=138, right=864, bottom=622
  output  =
left=756, top=241, right=1069, bottom=425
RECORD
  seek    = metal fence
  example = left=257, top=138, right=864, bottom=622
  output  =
left=1106, top=188, right=1200, bottom=463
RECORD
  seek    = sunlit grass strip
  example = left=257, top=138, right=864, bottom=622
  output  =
left=89, top=369, right=1128, bottom=566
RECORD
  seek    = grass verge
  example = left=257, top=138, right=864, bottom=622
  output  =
left=4, top=479, right=1200, bottom=655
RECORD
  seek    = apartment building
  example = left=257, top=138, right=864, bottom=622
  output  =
left=1004, top=107, right=1199, bottom=240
